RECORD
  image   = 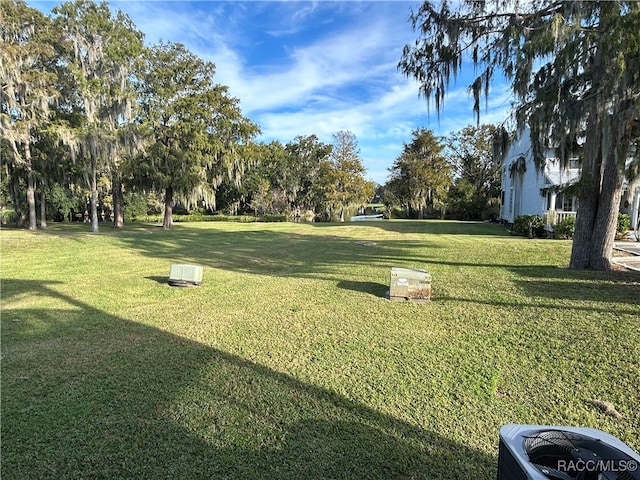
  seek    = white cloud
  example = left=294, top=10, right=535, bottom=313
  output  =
left=220, top=14, right=404, bottom=114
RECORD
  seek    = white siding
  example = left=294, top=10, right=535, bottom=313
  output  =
left=499, top=128, right=630, bottom=227
left=499, top=132, right=547, bottom=223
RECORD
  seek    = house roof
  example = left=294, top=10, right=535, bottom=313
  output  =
left=543, top=169, right=580, bottom=187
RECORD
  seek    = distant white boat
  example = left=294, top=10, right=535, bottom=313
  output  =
left=350, top=214, right=384, bottom=221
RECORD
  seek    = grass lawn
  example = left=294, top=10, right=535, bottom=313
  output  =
left=2, top=220, right=639, bottom=479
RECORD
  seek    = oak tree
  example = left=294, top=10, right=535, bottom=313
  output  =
left=131, top=42, right=259, bottom=228
left=445, top=125, right=501, bottom=220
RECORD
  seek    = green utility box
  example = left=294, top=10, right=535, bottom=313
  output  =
left=389, top=267, right=431, bottom=302
left=168, top=264, right=203, bottom=287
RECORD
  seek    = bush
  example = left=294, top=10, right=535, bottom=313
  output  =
left=0, top=208, right=18, bottom=225
left=553, top=215, right=576, bottom=239
left=513, top=215, right=545, bottom=238
left=617, top=213, right=631, bottom=239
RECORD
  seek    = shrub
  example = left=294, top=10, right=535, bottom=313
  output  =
left=617, top=213, right=631, bottom=239
left=123, top=192, right=161, bottom=221
left=553, top=215, right=576, bottom=239
left=0, top=208, right=18, bottom=225
left=513, top=215, right=545, bottom=238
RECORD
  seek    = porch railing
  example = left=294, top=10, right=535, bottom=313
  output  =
left=543, top=210, right=577, bottom=226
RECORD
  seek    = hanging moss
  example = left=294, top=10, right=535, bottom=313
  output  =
left=509, top=155, right=527, bottom=178
left=492, top=126, right=512, bottom=162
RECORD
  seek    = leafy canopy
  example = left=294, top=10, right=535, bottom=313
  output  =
left=387, top=128, right=451, bottom=217
left=132, top=41, right=260, bottom=212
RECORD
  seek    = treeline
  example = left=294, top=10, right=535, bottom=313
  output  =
left=382, top=125, right=502, bottom=221
left=1, top=0, right=375, bottom=230
left=1, top=0, right=501, bottom=230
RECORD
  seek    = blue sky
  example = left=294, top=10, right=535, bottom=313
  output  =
left=32, top=0, right=512, bottom=184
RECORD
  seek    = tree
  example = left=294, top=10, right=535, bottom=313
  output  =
left=1, top=0, right=58, bottom=229
left=219, top=141, right=288, bottom=216
left=386, top=129, right=451, bottom=219
left=445, top=125, right=501, bottom=220
left=399, top=1, right=640, bottom=269
left=215, top=136, right=332, bottom=218
left=319, top=131, right=374, bottom=222
left=53, top=0, right=144, bottom=233
left=282, top=135, right=332, bottom=214
left=131, top=42, right=259, bottom=228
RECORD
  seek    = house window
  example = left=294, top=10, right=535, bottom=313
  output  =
left=562, top=195, right=575, bottom=212
left=569, top=157, right=580, bottom=169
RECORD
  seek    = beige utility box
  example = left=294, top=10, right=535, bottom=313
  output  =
left=388, top=267, right=431, bottom=302
left=168, top=264, right=203, bottom=287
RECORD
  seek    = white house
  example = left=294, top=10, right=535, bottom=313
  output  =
left=499, top=131, right=640, bottom=231
left=622, top=178, right=640, bottom=231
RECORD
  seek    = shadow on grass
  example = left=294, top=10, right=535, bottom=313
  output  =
left=22, top=223, right=640, bottom=312
left=146, top=275, right=170, bottom=285
left=21, top=218, right=509, bottom=237
left=434, top=263, right=640, bottom=315
left=436, top=294, right=640, bottom=316
left=336, top=280, right=389, bottom=297
left=511, top=265, right=640, bottom=307
left=2, top=278, right=496, bottom=480
left=59, top=222, right=640, bottom=312
left=514, top=277, right=640, bottom=305
left=110, top=224, right=435, bottom=280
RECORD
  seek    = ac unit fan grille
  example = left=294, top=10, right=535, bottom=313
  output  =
left=525, top=431, right=585, bottom=464
left=523, top=430, right=640, bottom=480
left=619, top=472, right=640, bottom=480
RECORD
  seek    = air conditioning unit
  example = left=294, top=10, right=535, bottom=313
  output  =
left=388, top=267, right=431, bottom=302
left=498, top=424, right=640, bottom=480
left=168, top=264, right=203, bottom=287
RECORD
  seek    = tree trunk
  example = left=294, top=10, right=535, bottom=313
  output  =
left=569, top=18, right=608, bottom=269
left=8, top=163, right=24, bottom=227
left=568, top=6, right=628, bottom=271
left=90, top=158, right=99, bottom=233
left=569, top=108, right=602, bottom=268
left=589, top=177, right=623, bottom=270
left=569, top=109, right=628, bottom=270
left=589, top=109, right=630, bottom=270
left=112, top=173, right=124, bottom=228
left=26, top=170, right=37, bottom=230
left=24, top=144, right=37, bottom=230
left=39, top=179, right=48, bottom=229
left=163, top=185, right=174, bottom=228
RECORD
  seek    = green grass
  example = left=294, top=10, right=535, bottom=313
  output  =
left=2, top=220, right=639, bottom=479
